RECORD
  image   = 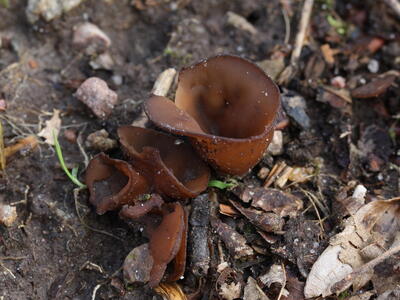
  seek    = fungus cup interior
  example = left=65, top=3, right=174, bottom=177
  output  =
left=144, top=55, right=281, bottom=175
left=118, top=126, right=210, bottom=198
left=85, top=153, right=150, bottom=214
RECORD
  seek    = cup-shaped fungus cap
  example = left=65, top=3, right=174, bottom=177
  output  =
left=85, top=153, right=151, bottom=214
left=144, top=55, right=281, bottom=175
left=149, top=202, right=185, bottom=287
left=118, top=126, right=210, bottom=199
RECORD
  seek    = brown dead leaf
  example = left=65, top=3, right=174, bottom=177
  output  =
left=242, top=188, right=303, bottom=218
left=219, top=204, right=239, bottom=217
left=351, top=74, right=397, bottom=98
left=38, top=109, right=61, bottom=145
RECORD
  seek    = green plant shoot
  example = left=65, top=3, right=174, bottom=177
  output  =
left=53, top=130, right=86, bottom=188
left=208, top=179, right=238, bottom=190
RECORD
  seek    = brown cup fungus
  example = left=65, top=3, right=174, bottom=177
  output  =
left=118, top=126, right=210, bottom=199
left=85, top=55, right=281, bottom=289
left=144, top=55, right=281, bottom=175
left=148, top=202, right=186, bottom=287
left=86, top=153, right=150, bottom=214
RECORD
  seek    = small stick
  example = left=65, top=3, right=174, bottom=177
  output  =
left=276, top=263, right=287, bottom=300
left=278, top=0, right=314, bottom=85
left=91, top=284, right=102, bottom=300
left=151, top=68, right=177, bottom=97
left=280, top=2, right=291, bottom=44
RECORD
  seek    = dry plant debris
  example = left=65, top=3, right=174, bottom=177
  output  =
left=37, top=109, right=61, bottom=145
left=305, top=193, right=400, bottom=298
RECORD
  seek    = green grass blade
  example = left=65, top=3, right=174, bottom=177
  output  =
left=53, top=130, right=86, bottom=188
left=208, top=179, right=238, bottom=190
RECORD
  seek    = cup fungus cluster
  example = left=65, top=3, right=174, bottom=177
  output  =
left=85, top=55, right=280, bottom=287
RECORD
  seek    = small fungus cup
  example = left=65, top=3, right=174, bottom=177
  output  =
left=144, top=55, right=281, bottom=175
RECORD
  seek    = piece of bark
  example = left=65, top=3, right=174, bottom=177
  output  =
left=188, top=194, right=211, bottom=277
left=211, top=217, right=254, bottom=259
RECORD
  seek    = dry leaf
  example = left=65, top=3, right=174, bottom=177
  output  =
left=260, top=264, right=286, bottom=288
left=219, top=282, right=242, bottom=300
left=304, top=197, right=400, bottom=298
left=243, top=277, right=270, bottom=300
left=351, top=74, right=397, bottom=98
left=38, top=109, right=61, bottom=145
left=154, top=283, right=187, bottom=300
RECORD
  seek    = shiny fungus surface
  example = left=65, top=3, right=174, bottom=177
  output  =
left=118, top=126, right=210, bottom=199
left=144, top=55, right=281, bottom=175
left=149, top=202, right=185, bottom=287
left=85, top=153, right=150, bottom=214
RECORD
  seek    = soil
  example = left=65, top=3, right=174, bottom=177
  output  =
left=0, top=0, right=398, bottom=299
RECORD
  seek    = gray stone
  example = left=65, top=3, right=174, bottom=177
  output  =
left=281, top=89, right=311, bottom=129
left=123, top=243, right=154, bottom=285
left=26, top=0, right=83, bottom=23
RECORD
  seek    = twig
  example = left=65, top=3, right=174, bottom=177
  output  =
left=0, top=121, right=5, bottom=171
left=91, top=284, right=102, bottom=300
left=278, top=0, right=314, bottom=85
left=0, top=262, right=16, bottom=279
left=300, top=189, right=326, bottom=235
left=76, top=127, right=89, bottom=168
left=0, top=256, right=27, bottom=260
left=276, top=263, right=287, bottom=300
left=384, top=0, right=400, bottom=19
left=281, top=4, right=291, bottom=45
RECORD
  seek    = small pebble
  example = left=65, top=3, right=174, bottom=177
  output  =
left=73, top=22, right=111, bottom=55
left=89, top=52, right=114, bottom=70
left=267, top=130, right=283, bottom=156
left=257, top=167, right=270, bottom=180
left=64, top=129, right=77, bottom=144
left=331, top=76, right=346, bottom=89
left=368, top=59, right=379, bottom=73
left=123, top=243, right=153, bottom=285
left=0, top=204, right=17, bottom=227
left=0, top=99, right=7, bottom=112
left=111, top=74, right=123, bottom=86
left=75, top=77, right=118, bottom=119
left=86, top=129, right=117, bottom=152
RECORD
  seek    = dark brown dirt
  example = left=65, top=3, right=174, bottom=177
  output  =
left=0, top=0, right=398, bottom=299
